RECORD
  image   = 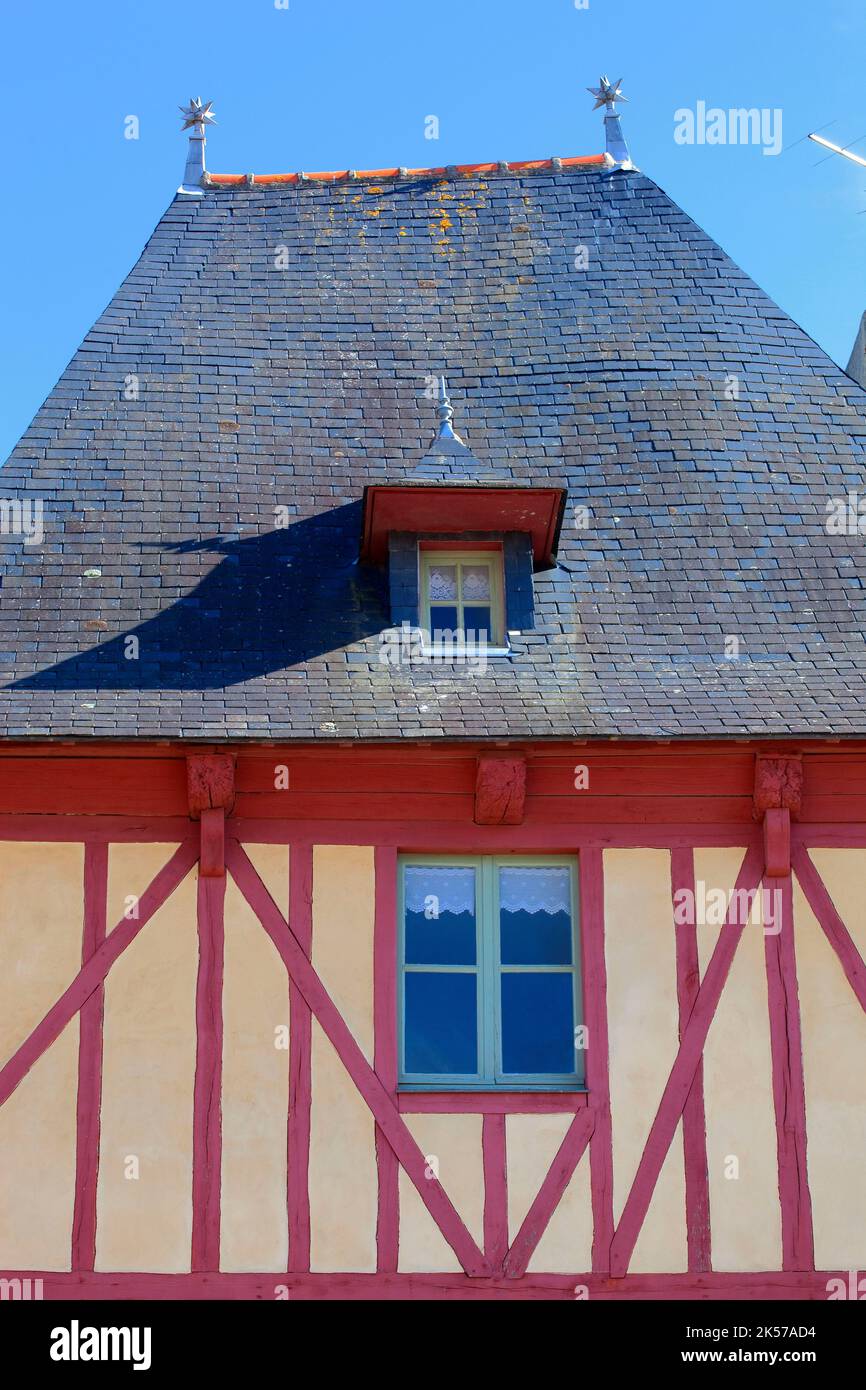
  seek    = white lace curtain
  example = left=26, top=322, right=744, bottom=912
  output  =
left=499, top=867, right=571, bottom=915
left=405, top=866, right=475, bottom=915
left=428, top=563, right=491, bottom=602
left=404, top=865, right=570, bottom=915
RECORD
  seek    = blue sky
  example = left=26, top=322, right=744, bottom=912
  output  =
left=2, top=0, right=865, bottom=461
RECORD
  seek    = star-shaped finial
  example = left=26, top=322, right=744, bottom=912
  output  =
left=179, top=97, right=216, bottom=132
left=587, top=76, right=627, bottom=113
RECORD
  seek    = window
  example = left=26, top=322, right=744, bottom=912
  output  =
left=398, top=856, right=583, bottom=1090
left=419, top=549, right=505, bottom=649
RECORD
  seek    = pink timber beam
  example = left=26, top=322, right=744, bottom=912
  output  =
left=288, top=844, right=313, bottom=1272
left=373, top=846, right=400, bottom=1272
left=187, top=755, right=234, bottom=1273
left=191, top=873, right=225, bottom=1273
left=482, top=1114, right=509, bottom=1273
left=578, top=849, right=614, bottom=1274
left=764, top=873, right=814, bottom=1271
left=670, top=847, right=712, bottom=1273
left=752, top=756, right=813, bottom=1270
left=71, top=841, right=109, bottom=1272
left=0, top=1268, right=850, bottom=1301
left=609, top=843, right=764, bottom=1277
left=226, top=841, right=488, bottom=1278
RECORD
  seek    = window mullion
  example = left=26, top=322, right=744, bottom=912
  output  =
left=491, top=857, right=504, bottom=1083
left=487, top=857, right=501, bottom=1085
left=476, top=857, right=492, bottom=1085
left=476, top=857, right=485, bottom=1082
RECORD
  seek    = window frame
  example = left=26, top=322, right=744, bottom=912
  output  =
left=397, top=853, right=584, bottom=1092
left=418, top=546, right=507, bottom=651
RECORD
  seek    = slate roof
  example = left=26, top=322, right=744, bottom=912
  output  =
left=3, top=157, right=866, bottom=741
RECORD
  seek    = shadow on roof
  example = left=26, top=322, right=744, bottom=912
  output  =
left=8, top=503, right=390, bottom=692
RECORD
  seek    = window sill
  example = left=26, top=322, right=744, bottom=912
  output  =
left=398, top=1082, right=586, bottom=1092
left=397, top=1090, right=588, bottom=1114
left=418, top=645, right=512, bottom=660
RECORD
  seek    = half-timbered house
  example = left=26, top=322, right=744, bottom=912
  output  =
left=1, top=86, right=866, bottom=1300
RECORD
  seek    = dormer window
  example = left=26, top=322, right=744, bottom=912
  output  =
left=421, top=547, right=505, bottom=648
left=359, top=379, right=568, bottom=647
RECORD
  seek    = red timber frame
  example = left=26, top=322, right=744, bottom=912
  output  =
left=0, top=740, right=864, bottom=1300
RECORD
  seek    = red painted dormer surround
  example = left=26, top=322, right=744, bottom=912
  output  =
left=360, top=485, right=567, bottom=567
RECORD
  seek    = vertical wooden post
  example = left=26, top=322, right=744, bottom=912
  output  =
left=482, top=1112, right=509, bottom=1272
left=71, top=839, right=108, bottom=1272
left=287, top=843, right=313, bottom=1272
left=764, top=873, right=814, bottom=1271
left=670, top=846, right=712, bottom=1273
left=579, top=848, right=614, bottom=1274
left=191, top=863, right=225, bottom=1272
left=754, top=754, right=814, bottom=1270
left=374, top=845, right=400, bottom=1272
left=187, top=754, right=234, bottom=1274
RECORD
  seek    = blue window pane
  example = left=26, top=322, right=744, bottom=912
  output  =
left=499, top=867, right=573, bottom=965
left=404, top=866, right=476, bottom=965
left=430, top=606, right=458, bottom=639
left=463, top=605, right=492, bottom=641
left=501, top=973, right=575, bottom=1074
left=405, top=973, right=477, bottom=1075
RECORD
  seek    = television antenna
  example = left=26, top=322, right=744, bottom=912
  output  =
left=808, top=133, right=866, bottom=169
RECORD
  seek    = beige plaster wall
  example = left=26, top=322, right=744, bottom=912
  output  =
left=507, top=1113, right=593, bottom=1274
left=96, top=849, right=197, bottom=1272
left=308, top=846, right=377, bottom=1271
left=398, top=1113, right=484, bottom=1273
left=694, top=848, right=781, bottom=1271
left=794, top=849, right=866, bottom=1269
left=0, top=842, right=83, bottom=1269
left=221, top=845, right=290, bottom=1272
left=604, top=848, right=688, bottom=1273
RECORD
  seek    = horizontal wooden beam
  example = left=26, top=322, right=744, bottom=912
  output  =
left=0, top=743, right=858, bottom=822
left=0, top=1269, right=848, bottom=1301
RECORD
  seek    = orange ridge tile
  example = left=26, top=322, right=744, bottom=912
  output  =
left=203, top=154, right=607, bottom=188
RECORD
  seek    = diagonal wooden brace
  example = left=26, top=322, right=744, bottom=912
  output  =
left=226, top=840, right=488, bottom=1277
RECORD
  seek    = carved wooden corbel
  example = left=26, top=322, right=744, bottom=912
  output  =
left=474, top=755, right=527, bottom=826
left=753, top=756, right=803, bottom=878
left=187, top=753, right=236, bottom=877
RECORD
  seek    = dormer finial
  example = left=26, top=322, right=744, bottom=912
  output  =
left=436, top=376, right=464, bottom=443
left=178, top=97, right=216, bottom=197
left=587, top=76, right=634, bottom=169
